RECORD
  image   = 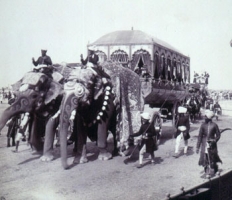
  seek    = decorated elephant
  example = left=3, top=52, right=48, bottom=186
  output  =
left=59, top=61, right=144, bottom=169
left=0, top=66, right=63, bottom=150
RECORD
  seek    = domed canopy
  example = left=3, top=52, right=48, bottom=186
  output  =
left=90, top=30, right=184, bottom=55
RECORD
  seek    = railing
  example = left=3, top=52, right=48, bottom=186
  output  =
left=162, top=170, right=232, bottom=200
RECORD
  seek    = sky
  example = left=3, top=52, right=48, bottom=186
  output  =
left=0, top=0, right=231, bottom=90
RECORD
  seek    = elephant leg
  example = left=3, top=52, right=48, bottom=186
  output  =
left=68, top=118, right=77, bottom=152
left=109, top=123, right=118, bottom=156
left=7, top=137, right=10, bottom=147
left=29, top=115, right=44, bottom=152
left=79, top=144, right=88, bottom=164
left=73, top=115, right=88, bottom=164
left=98, top=122, right=113, bottom=160
left=97, top=99, right=114, bottom=161
left=12, top=134, right=16, bottom=146
left=40, top=117, right=59, bottom=162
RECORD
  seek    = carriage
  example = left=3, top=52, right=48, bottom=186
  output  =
left=88, top=29, right=191, bottom=130
left=187, top=83, right=203, bottom=121
left=188, top=72, right=211, bottom=121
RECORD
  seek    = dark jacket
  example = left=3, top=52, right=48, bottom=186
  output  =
left=81, top=54, right=99, bottom=65
left=7, top=114, right=21, bottom=138
left=174, top=113, right=190, bottom=140
left=196, top=119, right=221, bottom=166
left=33, top=55, right=52, bottom=66
left=131, top=121, right=157, bottom=153
left=213, top=103, right=221, bottom=112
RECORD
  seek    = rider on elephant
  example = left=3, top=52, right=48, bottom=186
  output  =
left=80, top=46, right=111, bottom=81
left=32, top=49, right=53, bottom=78
left=32, top=49, right=53, bottom=66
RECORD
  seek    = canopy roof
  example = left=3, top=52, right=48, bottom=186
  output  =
left=90, top=30, right=186, bottom=56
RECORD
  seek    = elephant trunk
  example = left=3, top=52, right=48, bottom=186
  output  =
left=0, top=97, right=31, bottom=132
left=59, top=92, right=78, bottom=169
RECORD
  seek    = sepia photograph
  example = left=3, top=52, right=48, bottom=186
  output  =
left=0, top=0, right=232, bottom=199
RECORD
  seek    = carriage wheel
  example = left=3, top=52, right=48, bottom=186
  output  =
left=153, top=114, right=162, bottom=145
left=172, top=101, right=180, bottom=126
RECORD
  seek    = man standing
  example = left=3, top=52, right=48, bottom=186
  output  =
left=213, top=101, right=222, bottom=120
left=173, top=106, right=190, bottom=158
left=13, top=113, right=30, bottom=153
left=32, top=49, right=52, bottom=66
left=196, top=110, right=222, bottom=177
left=130, top=112, right=157, bottom=168
left=213, top=101, right=221, bottom=112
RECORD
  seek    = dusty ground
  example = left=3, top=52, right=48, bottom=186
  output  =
left=0, top=100, right=232, bottom=200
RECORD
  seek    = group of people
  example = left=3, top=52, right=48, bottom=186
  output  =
left=174, top=106, right=222, bottom=177
left=6, top=111, right=30, bottom=152
left=193, top=71, right=210, bottom=85
left=130, top=105, right=223, bottom=178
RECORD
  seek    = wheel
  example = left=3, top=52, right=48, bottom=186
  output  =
left=172, top=101, right=180, bottom=126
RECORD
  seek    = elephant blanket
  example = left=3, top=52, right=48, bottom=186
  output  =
left=101, top=61, right=144, bottom=148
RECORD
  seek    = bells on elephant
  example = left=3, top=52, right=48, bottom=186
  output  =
left=83, top=85, right=112, bottom=127
left=94, top=85, right=112, bottom=124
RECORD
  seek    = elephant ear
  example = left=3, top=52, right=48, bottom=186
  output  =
left=44, top=81, right=62, bottom=105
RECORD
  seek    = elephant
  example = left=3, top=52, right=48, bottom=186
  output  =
left=0, top=67, right=63, bottom=151
left=59, top=61, right=144, bottom=169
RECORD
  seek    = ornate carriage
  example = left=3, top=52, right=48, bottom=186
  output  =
left=88, top=30, right=191, bottom=125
